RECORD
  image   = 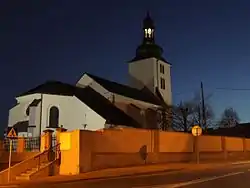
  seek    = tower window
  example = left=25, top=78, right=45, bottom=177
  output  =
left=48, top=106, right=59, bottom=128
left=160, top=78, right=165, bottom=90
left=144, top=28, right=154, bottom=38
left=160, top=64, right=164, bottom=74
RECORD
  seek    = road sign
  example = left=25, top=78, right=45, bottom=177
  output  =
left=192, top=125, right=202, bottom=137
left=6, top=127, right=17, bottom=182
left=7, top=128, right=17, bottom=138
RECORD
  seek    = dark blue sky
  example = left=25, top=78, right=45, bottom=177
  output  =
left=1, top=0, right=250, bottom=132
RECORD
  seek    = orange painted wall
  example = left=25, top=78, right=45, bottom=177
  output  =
left=59, top=130, right=80, bottom=175
left=59, top=128, right=250, bottom=175
left=159, top=131, right=193, bottom=152
left=198, top=135, right=222, bottom=152
left=0, top=151, right=39, bottom=163
left=245, top=139, right=250, bottom=151
left=225, top=137, right=244, bottom=151
left=80, top=128, right=153, bottom=153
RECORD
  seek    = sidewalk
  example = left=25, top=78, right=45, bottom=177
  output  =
left=4, top=160, right=250, bottom=186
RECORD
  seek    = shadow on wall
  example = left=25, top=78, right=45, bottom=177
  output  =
left=128, top=75, right=154, bottom=92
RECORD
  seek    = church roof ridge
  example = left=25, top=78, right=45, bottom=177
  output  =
left=85, top=72, right=162, bottom=105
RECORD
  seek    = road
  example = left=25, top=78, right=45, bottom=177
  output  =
left=15, top=162, right=250, bottom=188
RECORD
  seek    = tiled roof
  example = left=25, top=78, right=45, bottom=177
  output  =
left=17, top=81, right=75, bottom=97
left=86, top=73, right=162, bottom=105
left=16, top=81, right=140, bottom=128
left=75, top=86, right=140, bottom=128
left=12, top=121, right=29, bottom=133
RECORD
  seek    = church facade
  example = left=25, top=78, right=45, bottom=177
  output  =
left=7, top=13, right=172, bottom=137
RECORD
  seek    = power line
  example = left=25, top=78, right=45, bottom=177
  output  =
left=174, top=87, right=250, bottom=100
left=216, top=88, right=250, bottom=91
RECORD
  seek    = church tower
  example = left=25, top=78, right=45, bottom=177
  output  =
left=128, top=12, right=172, bottom=105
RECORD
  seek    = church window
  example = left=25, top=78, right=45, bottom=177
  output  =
left=160, top=78, right=165, bottom=90
left=48, top=106, right=59, bottom=128
left=160, top=64, right=164, bottom=74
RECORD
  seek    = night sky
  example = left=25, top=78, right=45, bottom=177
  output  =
left=1, top=0, right=250, bottom=133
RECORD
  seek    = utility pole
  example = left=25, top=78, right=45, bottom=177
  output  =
left=111, top=94, right=115, bottom=128
left=201, top=82, right=206, bottom=130
left=198, top=104, right=201, bottom=127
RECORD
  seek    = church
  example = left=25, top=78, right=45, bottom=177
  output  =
left=7, top=13, right=172, bottom=137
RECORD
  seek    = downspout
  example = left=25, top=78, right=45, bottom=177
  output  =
left=39, top=94, right=43, bottom=136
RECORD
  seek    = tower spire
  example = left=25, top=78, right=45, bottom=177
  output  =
left=143, top=11, right=155, bottom=44
left=129, top=12, right=168, bottom=63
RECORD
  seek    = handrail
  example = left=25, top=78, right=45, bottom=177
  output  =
left=35, top=143, right=60, bottom=170
left=0, top=143, right=60, bottom=183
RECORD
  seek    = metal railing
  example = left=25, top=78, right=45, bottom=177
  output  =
left=2, top=139, right=18, bottom=152
left=24, top=137, right=40, bottom=151
left=1, top=137, right=41, bottom=152
left=35, top=143, right=61, bottom=170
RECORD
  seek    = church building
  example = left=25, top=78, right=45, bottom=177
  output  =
left=7, top=12, right=172, bottom=137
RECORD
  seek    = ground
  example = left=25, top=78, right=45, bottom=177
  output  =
left=4, top=162, right=250, bottom=188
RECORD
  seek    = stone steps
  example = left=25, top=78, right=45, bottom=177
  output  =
left=15, top=163, right=48, bottom=181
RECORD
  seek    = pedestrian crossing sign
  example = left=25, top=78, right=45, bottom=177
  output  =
left=7, top=128, right=17, bottom=138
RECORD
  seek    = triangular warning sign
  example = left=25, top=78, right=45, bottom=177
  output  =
left=7, top=128, right=17, bottom=138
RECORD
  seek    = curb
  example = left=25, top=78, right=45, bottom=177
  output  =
left=231, top=160, right=250, bottom=165
left=1, top=161, right=250, bottom=187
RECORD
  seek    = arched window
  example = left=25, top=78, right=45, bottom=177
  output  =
left=49, top=106, right=59, bottom=128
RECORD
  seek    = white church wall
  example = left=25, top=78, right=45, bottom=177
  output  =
left=128, top=58, right=155, bottom=93
left=8, top=94, right=42, bottom=127
left=76, top=74, right=113, bottom=99
left=8, top=102, right=29, bottom=127
left=129, top=57, right=172, bottom=105
left=155, top=59, right=172, bottom=105
left=16, top=93, right=41, bottom=104
left=41, top=94, right=106, bottom=132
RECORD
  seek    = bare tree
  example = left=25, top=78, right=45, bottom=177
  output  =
left=219, top=107, right=240, bottom=128
left=155, top=104, right=173, bottom=131
left=150, top=88, right=214, bottom=132
left=171, top=97, right=214, bottom=132
left=171, top=102, right=196, bottom=132
left=191, top=103, right=214, bottom=130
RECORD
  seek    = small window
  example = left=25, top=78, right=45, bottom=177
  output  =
left=160, top=64, right=164, bottom=74
left=160, top=78, right=165, bottom=90
left=49, top=106, right=59, bottom=128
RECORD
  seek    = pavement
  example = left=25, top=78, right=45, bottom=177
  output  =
left=2, top=161, right=250, bottom=188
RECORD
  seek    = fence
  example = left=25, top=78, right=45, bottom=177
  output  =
left=2, top=139, right=18, bottom=152
left=1, top=137, right=41, bottom=152
left=24, top=137, right=40, bottom=151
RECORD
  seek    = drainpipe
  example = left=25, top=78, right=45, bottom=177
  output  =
left=39, top=94, right=43, bottom=137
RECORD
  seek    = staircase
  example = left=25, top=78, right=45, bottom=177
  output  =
left=0, top=144, right=60, bottom=184
left=15, top=162, right=50, bottom=181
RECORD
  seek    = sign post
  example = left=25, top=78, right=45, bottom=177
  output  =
left=7, top=128, right=17, bottom=183
left=191, top=125, right=202, bottom=164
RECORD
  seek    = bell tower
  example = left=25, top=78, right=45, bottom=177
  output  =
left=128, top=12, right=172, bottom=105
